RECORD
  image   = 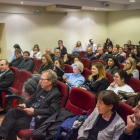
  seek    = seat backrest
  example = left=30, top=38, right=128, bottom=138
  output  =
left=128, top=77, right=140, bottom=92
left=34, top=59, right=42, bottom=72
left=57, top=81, right=68, bottom=108
left=64, top=64, right=73, bottom=73
left=124, top=51, right=129, bottom=58
left=92, top=60, right=106, bottom=66
left=51, top=53, right=55, bottom=57
left=118, top=63, right=124, bottom=70
left=14, top=70, right=32, bottom=94
left=65, top=87, right=96, bottom=116
left=121, top=56, right=125, bottom=63
left=79, top=51, right=87, bottom=58
left=30, top=58, right=37, bottom=73
left=81, top=58, right=91, bottom=69
left=106, top=72, right=113, bottom=84
left=136, top=65, right=140, bottom=80
left=103, top=49, right=107, bottom=53
left=116, top=101, right=133, bottom=124
left=71, top=56, right=74, bottom=63
left=9, top=66, right=19, bottom=87
left=82, top=68, right=91, bottom=79
left=136, top=57, right=140, bottom=63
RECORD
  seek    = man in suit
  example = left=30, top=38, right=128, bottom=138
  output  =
left=86, top=39, right=97, bottom=52
left=17, top=51, right=34, bottom=71
left=0, top=69, right=62, bottom=140
left=111, top=47, right=122, bottom=63
left=84, top=47, right=95, bottom=61
left=52, top=49, right=63, bottom=62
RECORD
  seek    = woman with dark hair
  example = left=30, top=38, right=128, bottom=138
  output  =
left=63, top=54, right=72, bottom=65
left=107, top=70, right=134, bottom=93
left=74, top=55, right=81, bottom=63
left=124, top=44, right=129, bottom=52
left=103, top=38, right=113, bottom=50
left=105, top=46, right=113, bottom=54
left=12, top=44, right=23, bottom=61
left=30, top=44, right=42, bottom=59
left=105, top=56, right=118, bottom=75
left=122, top=52, right=137, bottom=64
left=132, top=47, right=140, bottom=58
left=78, top=90, right=125, bottom=140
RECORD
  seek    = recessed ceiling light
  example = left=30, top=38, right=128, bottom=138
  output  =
left=21, top=2, right=23, bottom=4
left=130, top=0, right=135, bottom=2
left=95, top=8, right=97, bottom=10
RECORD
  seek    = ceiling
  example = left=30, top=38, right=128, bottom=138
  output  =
left=0, top=0, right=140, bottom=11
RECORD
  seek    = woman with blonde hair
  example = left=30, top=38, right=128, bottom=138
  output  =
left=37, top=54, right=54, bottom=74
left=30, top=44, right=42, bottom=59
left=79, top=62, right=109, bottom=95
left=72, top=41, right=83, bottom=56
left=123, top=57, right=139, bottom=79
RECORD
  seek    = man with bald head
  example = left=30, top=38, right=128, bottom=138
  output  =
left=45, top=48, right=54, bottom=60
left=84, top=47, right=95, bottom=61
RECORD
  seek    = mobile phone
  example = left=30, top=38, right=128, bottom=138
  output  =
left=17, top=105, right=26, bottom=109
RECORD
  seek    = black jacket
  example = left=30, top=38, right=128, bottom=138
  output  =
left=105, top=65, right=118, bottom=75
left=109, top=54, right=122, bottom=63
left=103, top=41, right=113, bottom=50
left=25, top=86, right=62, bottom=116
left=81, top=76, right=109, bottom=95
left=64, top=60, right=72, bottom=65
left=57, top=46, right=67, bottom=55
left=38, top=64, right=54, bottom=74
left=17, top=58, right=34, bottom=71
left=0, top=69, right=14, bottom=88
left=31, top=108, right=74, bottom=140
left=92, top=53, right=108, bottom=62
left=84, top=53, right=95, bottom=61
left=119, top=127, right=140, bottom=140
left=9, top=57, right=23, bottom=67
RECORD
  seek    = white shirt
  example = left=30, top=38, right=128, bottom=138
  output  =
left=107, top=84, right=134, bottom=94
left=30, top=50, right=42, bottom=59
left=86, top=44, right=97, bottom=52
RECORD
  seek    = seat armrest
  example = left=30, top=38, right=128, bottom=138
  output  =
left=35, top=115, right=50, bottom=127
left=5, top=95, right=23, bottom=100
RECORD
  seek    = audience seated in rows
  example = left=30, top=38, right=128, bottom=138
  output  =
left=9, top=49, right=23, bottom=67
left=123, top=57, right=139, bottom=79
left=127, top=40, right=133, bottom=49
left=30, top=44, right=42, bottom=59
left=12, top=44, right=23, bottom=61
left=72, top=41, right=83, bottom=56
left=78, top=90, right=125, bottom=140
left=16, top=51, right=34, bottom=72
left=92, top=47, right=108, bottom=62
left=122, top=52, right=137, bottom=64
left=105, top=56, right=119, bottom=75
left=52, top=49, right=63, bottom=62
left=86, top=39, right=97, bottom=52
left=105, top=46, right=113, bottom=55
left=132, top=48, right=140, bottom=58
left=119, top=47, right=126, bottom=58
left=79, top=62, right=109, bottom=95
left=107, top=70, right=134, bottom=94
left=63, top=61, right=85, bottom=90
left=45, top=48, right=54, bottom=60
left=0, top=70, right=62, bottom=140
left=103, top=38, right=113, bottom=50
left=74, top=55, right=81, bottom=63
left=57, top=40, right=67, bottom=55
left=84, top=47, right=95, bottom=61
left=36, top=54, right=54, bottom=74
left=63, top=54, right=72, bottom=65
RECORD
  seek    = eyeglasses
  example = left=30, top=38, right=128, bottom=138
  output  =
left=40, top=78, right=49, bottom=81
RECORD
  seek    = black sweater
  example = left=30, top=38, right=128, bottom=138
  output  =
left=38, top=64, right=54, bottom=74
left=9, top=57, right=23, bottom=67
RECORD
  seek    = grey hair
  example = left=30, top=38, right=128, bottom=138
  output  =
left=88, top=46, right=93, bottom=51
left=42, top=69, right=58, bottom=86
left=55, top=49, right=61, bottom=53
left=46, top=48, right=51, bottom=53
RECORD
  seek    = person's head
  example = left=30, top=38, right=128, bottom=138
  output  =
left=39, top=70, right=57, bottom=90
left=42, top=54, right=53, bottom=65
left=54, top=58, right=65, bottom=70
left=127, top=40, right=131, bottom=45
left=33, top=44, right=40, bottom=52
left=89, top=62, right=106, bottom=81
left=112, top=47, right=118, bottom=55
left=129, top=52, right=136, bottom=60
left=64, top=54, right=71, bottom=61
left=124, top=57, right=137, bottom=74
left=71, top=61, right=84, bottom=75
left=107, top=56, right=118, bottom=68
left=45, top=48, right=51, bottom=54
left=134, top=45, right=139, bottom=50
left=74, top=55, right=81, bottom=63
left=97, top=47, right=103, bottom=55
left=0, top=59, right=9, bottom=72
left=119, top=47, right=124, bottom=54
left=87, top=47, right=93, bottom=55
left=76, top=41, right=82, bottom=47
left=15, top=49, right=22, bottom=58
left=58, top=40, right=63, bottom=47
left=133, top=49, right=138, bottom=56
left=106, top=38, right=111, bottom=43
left=114, top=70, right=131, bottom=86
left=107, top=46, right=113, bottom=52
left=23, top=51, right=30, bottom=60
left=55, top=49, right=61, bottom=57
left=116, top=44, right=120, bottom=49
left=96, top=90, right=119, bottom=114
left=13, top=44, right=21, bottom=50
left=89, top=39, right=93, bottom=45
left=97, top=44, right=101, bottom=48
left=124, top=44, right=128, bottom=50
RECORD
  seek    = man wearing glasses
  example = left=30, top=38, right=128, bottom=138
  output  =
left=119, top=101, right=140, bottom=140
left=0, top=70, right=62, bottom=140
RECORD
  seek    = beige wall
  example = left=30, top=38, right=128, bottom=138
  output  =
left=108, top=10, right=140, bottom=47
left=0, top=4, right=107, bottom=61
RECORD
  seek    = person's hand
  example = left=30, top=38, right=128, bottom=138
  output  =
left=62, top=75, right=69, bottom=83
left=17, top=103, right=26, bottom=111
left=95, top=53, right=99, bottom=57
left=24, top=107, right=34, bottom=115
left=80, top=87, right=87, bottom=90
left=110, top=82, right=116, bottom=88
left=125, top=114, right=139, bottom=133
left=75, top=86, right=79, bottom=88
left=54, top=66, right=56, bottom=71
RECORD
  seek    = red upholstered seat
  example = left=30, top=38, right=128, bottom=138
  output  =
left=79, top=51, right=87, bottom=58
left=64, top=64, right=73, bottom=73
left=118, top=63, right=124, bottom=70
left=103, top=49, right=107, bottom=53
left=136, top=57, right=140, bottom=63
left=124, top=51, right=129, bottom=58
left=81, top=58, right=91, bottom=69
left=106, top=72, right=113, bottom=84
left=121, top=56, right=125, bottom=63
left=71, top=56, right=74, bottom=63
left=128, top=77, right=140, bottom=92
left=17, top=129, right=33, bottom=138
left=116, top=101, right=133, bottom=124
left=136, top=65, right=140, bottom=80
left=82, top=68, right=91, bottom=79
left=92, top=60, right=106, bottom=66
left=34, top=59, right=42, bottom=73
left=30, top=58, right=37, bottom=73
